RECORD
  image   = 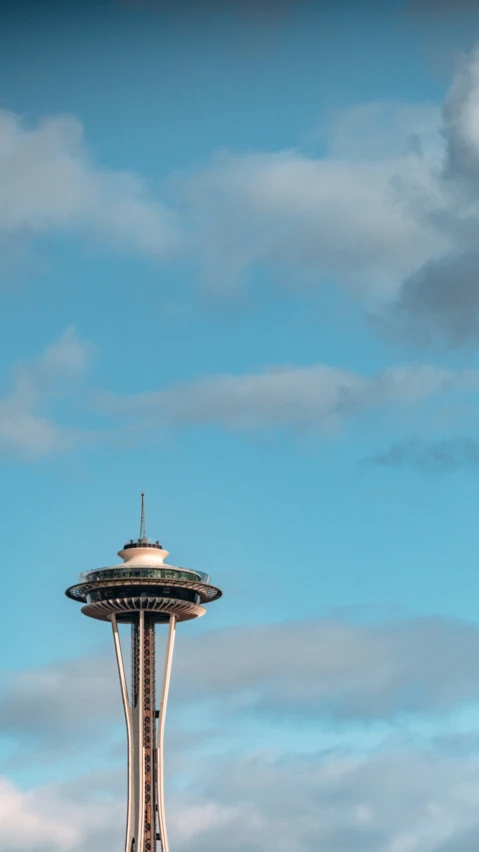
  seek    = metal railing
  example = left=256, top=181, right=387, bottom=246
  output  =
left=78, top=567, right=211, bottom=585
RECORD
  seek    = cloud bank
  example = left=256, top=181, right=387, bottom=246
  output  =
left=3, top=742, right=479, bottom=851
left=3, top=615, right=479, bottom=850
left=6, top=44, right=479, bottom=350
left=4, top=614, right=479, bottom=748
left=170, top=748, right=479, bottom=852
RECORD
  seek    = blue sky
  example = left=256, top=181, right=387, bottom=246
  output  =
left=4, top=1, right=479, bottom=849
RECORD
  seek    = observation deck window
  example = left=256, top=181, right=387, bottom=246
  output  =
left=78, top=567, right=210, bottom=585
left=86, top=585, right=201, bottom=605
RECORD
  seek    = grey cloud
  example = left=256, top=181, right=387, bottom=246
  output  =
left=380, top=46, right=479, bottom=346
left=0, top=652, right=120, bottom=751
left=5, top=614, right=479, bottom=754
left=100, top=363, right=477, bottom=435
left=442, top=48, right=479, bottom=179
left=174, top=616, right=479, bottom=721
left=367, top=437, right=479, bottom=472
left=380, top=252, right=479, bottom=346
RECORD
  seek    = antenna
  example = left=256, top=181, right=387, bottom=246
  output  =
left=140, top=491, right=147, bottom=541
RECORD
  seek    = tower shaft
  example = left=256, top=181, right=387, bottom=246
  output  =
left=112, top=612, right=176, bottom=852
left=132, top=614, right=156, bottom=851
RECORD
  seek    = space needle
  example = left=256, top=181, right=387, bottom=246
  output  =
left=66, top=494, right=222, bottom=852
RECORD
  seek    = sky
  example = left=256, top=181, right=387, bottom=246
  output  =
left=5, top=0, right=479, bottom=849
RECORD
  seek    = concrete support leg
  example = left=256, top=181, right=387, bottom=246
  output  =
left=111, top=614, right=135, bottom=852
left=156, top=616, right=177, bottom=852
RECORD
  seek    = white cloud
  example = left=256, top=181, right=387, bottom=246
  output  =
left=0, top=100, right=446, bottom=303
left=170, top=42, right=479, bottom=347
left=0, top=327, right=93, bottom=458
left=100, top=362, right=478, bottom=435
left=2, top=747, right=479, bottom=852
left=9, top=336, right=475, bottom=457
left=167, top=92, right=449, bottom=300
left=171, top=750, right=479, bottom=852
left=181, top=141, right=446, bottom=299
left=0, top=777, right=79, bottom=851
left=0, top=772, right=123, bottom=852
left=0, top=109, right=180, bottom=262
left=168, top=748, right=479, bottom=852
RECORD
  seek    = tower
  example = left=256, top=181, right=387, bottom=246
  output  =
left=65, top=495, right=222, bottom=852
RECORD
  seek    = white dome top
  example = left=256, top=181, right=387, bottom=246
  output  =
left=117, top=542, right=170, bottom=568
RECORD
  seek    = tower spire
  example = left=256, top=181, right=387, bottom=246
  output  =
left=140, top=491, right=147, bottom=541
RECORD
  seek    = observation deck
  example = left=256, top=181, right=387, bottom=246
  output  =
left=66, top=535, right=222, bottom=623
